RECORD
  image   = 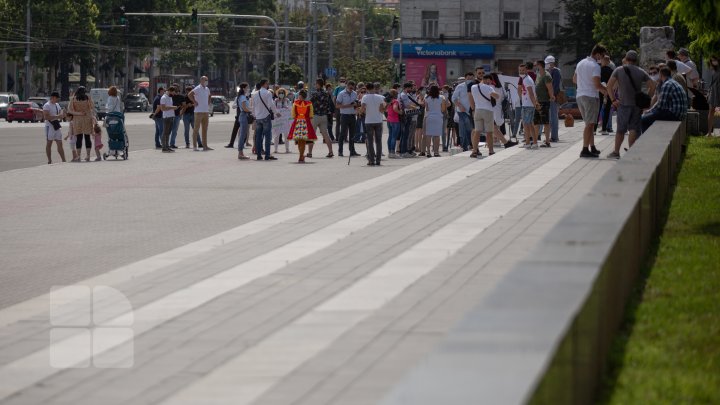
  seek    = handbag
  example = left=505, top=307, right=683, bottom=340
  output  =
left=50, top=105, right=62, bottom=130
left=403, top=94, right=423, bottom=117
left=624, top=67, right=651, bottom=109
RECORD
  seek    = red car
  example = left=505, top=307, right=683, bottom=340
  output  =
left=558, top=102, right=582, bottom=119
left=6, top=102, right=44, bottom=123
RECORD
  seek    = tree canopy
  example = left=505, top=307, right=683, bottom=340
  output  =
left=666, top=0, right=720, bottom=57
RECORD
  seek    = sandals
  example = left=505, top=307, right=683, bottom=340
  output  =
left=306, top=153, right=312, bottom=158
left=326, top=153, right=334, bottom=158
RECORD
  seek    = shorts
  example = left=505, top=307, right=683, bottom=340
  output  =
left=45, top=126, right=62, bottom=141
left=521, top=107, right=535, bottom=124
left=577, top=96, right=600, bottom=124
left=473, top=109, right=494, bottom=133
left=533, top=102, right=550, bottom=125
left=616, top=105, right=642, bottom=134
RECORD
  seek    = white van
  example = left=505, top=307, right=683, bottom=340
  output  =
left=90, top=88, right=124, bottom=120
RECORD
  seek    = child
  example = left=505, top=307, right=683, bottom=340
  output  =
left=93, top=123, right=104, bottom=161
left=64, top=116, right=79, bottom=162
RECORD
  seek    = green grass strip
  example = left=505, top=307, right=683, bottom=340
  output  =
left=598, top=136, right=720, bottom=404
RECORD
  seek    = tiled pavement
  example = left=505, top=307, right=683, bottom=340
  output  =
left=0, top=126, right=622, bottom=404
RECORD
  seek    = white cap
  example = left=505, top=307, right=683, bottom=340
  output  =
left=544, top=55, right=556, bottom=65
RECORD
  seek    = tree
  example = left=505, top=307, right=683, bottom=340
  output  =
left=267, top=62, right=303, bottom=85
left=593, top=0, right=689, bottom=58
left=547, top=0, right=596, bottom=64
left=334, top=57, right=394, bottom=85
left=666, top=0, right=720, bottom=58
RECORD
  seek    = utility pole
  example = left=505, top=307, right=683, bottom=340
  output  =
left=328, top=13, right=333, bottom=70
left=197, top=15, right=202, bottom=82
left=360, top=11, right=365, bottom=59
left=284, top=1, right=289, bottom=64
left=312, top=1, right=318, bottom=80
left=24, top=0, right=30, bottom=99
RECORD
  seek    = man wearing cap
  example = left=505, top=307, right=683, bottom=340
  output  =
left=677, top=48, right=699, bottom=89
left=605, top=50, right=656, bottom=159
left=42, top=91, right=67, bottom=164
left=545, top=56, right=562, bottom=142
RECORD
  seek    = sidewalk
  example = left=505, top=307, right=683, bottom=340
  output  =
left=0, top=125, right=620, bottom=404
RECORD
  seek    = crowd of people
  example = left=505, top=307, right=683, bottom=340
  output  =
left=41, top=46, right=719, bottom=165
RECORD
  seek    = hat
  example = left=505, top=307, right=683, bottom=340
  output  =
left=678, top=48, right=690, bottom=56
left=625, top=50, right=639, bottom=62
left=544, top=55, right=556, bottom=65
left=50, top=91, right=60, bottom=98
left=297, top=81, right=304, bottom=86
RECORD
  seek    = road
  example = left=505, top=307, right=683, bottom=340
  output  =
left=0, top=111, right=239, bottom=172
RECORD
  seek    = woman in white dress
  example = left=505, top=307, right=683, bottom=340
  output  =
left=272, top=88, right=292, bottom=153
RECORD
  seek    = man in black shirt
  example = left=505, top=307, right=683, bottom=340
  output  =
left=599, top=55, right=614, bottom=134
left=309, top=78, right=334, bottom=158
left=170, top=83, right=185, bottom=148
left=180, top=85, right=199, bottom=148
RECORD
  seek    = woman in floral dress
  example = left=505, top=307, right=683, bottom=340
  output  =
left=287, top=90, right=317, bottom=163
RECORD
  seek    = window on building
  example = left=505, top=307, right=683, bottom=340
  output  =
left=543, top=12, right=560, bottom=39
left=422, top=11, right=439, bottom=38
left=503, top=12, right=520, bottom=39
left=464, top=12, right=481, bottom=37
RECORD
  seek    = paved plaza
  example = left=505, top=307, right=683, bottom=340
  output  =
left=0, top=122, right=622, bottom=404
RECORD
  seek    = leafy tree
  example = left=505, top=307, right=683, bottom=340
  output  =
left=666, top=0, right=720, bottom=58
left=267, top=61, right=303, bottom=85
left=547, top=0, right=595, bottom=64
left=334, top=57, right=394, bottom=85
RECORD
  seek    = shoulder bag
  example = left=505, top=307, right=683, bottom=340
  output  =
left=624, top=67, right=651, bottom=109
left=403, top=95, right=422, bottom=117
left=478, top=86, right=497, bottom=107
left=258, top=91, right=274, bottom=120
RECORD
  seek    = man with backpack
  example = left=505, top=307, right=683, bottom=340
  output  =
left=605, top=50, right=656, bottom=159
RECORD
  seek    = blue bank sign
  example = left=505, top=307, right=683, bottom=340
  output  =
left=392, top=43, right=495, bottom=59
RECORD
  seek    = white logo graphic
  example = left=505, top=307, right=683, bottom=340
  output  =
left=413, top=46, right=458, bottom=57
left=49, top=286, right=134, bottom=369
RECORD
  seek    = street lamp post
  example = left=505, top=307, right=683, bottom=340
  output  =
left=24, top=0, right=30, bottom=99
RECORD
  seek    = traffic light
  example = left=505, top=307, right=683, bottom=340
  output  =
left=392, top=15, right=399, bottom=29
left=191, top=8, right=198, bottom=24
left=399, top=63, right=406, bottom=78
left=118, top=6, right=127, bottom=26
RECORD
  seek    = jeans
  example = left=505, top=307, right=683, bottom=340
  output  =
left=599, top=94, right=613, bottom=132
left=339, top=114, right=357, bottom=155
left=154, top=117, right=163, bottom=147
left=549, top=101, right=559, bottom=141
left=457, top=111, right=473, bottom=151
left=170, top=115, right=181, bottom=146
left=640, top=109, right=681, bottom=134
left=237, top=113, right=249, bottom=153
left=365, top=123, right=383, bottom=164
left=355, top=115, right=366, bottom=142
left=511, top=107, right=522, bottom=138
left=182, top=113, right=196, bottom=146
left=254, top=116, right=272, bottom=158
left=399, top=117, right=415, bottom=154
left=162, top=117, right=174, bottom=149
left=387, top=122, right=400, bottom=153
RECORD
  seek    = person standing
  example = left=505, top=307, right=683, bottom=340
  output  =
left=168, top=83, right=184, bottom=149
left=452, top=72, right=475, bottom=151
left=67, top=86, right=95, bottom=162
left=469, top=74, right=500, bottom=157
left=325, top=82, right=336, bottom=142
left=677, top=48, right=699, bottom=89
left=272, top=88, right=292, bottom=154
left=386, top=89, right=402, bottom=158
left=545, top=56, right=562, bottom=142
left=360, top=82, right=386, bottom=166
left=188, top=76, right=212, bottom=151
left=181, top=85, right=199, bottom=148
left=151, top=87, right=164, bottom=149
left=597, top=56, right=615, bottom=136
left=225, top=89, right=242, bottom=148
left=518, top=64, right=538, bottom=148
left=574, top=44, right=608, bottom=158
left=309, top=78, right=334, bottom=158
left=287, top=90, right=317, bottom=163
left=252, top=79, right=282, bottom=161
left=43, top=91, right=66, bottom=164
left=423, top=84, right=446, bottom=157
left=332, top=77, right=346, bottom=141
left=235, top=82, right=252, bottom=160
left=605, top=50, right=656, bottom=159
left=706, top=57, right=720, bottom=137
left=106, top=86, right=122, bottom=114
left=160, top=86, right=179, bottom=153
left=534, top=59, right=555, bottom=148
left=335, top=80, right=360, bottom=157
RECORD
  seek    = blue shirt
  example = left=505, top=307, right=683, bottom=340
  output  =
left=549, top=67, right=562, bottom=95
left=654, top=78, right=688, bottom=120
left=336, top=89, right=358, bottom=115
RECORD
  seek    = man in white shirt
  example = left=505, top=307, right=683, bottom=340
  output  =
left=452, top=72, right=475, bottom=151
left=43, top=91, right=66, bottom=164
left=677, top=48, right=699, bottom=89
left=160, top=86, right=180, bottom=152
left=518, top=64, right=538, bottom=148
left=188, top=76, right=212, bottom=151
left=469, top=74, right=500, bottom=157
left=573, top=44, right=608, bottom=158
left=360, top=82, right=386, bottom=166
left=252, top=78, right=282, bottom=160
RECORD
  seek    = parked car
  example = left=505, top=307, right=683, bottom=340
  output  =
left=210, top=96, right=230, bottom=116
left=27, top=96, right=50, bottom=107
left=559, top=102, right=582, bottom=119
left=0, top=93, right=20, bottom=119
left=6, top=102, right=44, bottom=123
left=124, top=93, right=149, bottom=112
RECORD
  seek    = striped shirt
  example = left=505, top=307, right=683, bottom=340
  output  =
left=654, top=78, right=688, bottom=120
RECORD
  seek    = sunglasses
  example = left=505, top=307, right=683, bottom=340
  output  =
left=649, top=70, right=658, bottom=74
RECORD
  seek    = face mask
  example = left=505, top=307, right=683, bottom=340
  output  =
left=520, top=74, right=526, bottom=78
left=279, top=94, right=285, bottom=99
left=650, top=74, right=659, bottom=81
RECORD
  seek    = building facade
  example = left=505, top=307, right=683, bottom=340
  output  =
left=396, top=0, right=573, bottom=85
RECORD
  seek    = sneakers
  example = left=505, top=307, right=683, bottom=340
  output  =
left=580, top=150, right=598, bottom=158
left=590, top=147, right=601, bottom=156
left=265, top=156, right=278, bottom=160
left=540, top=143, right=551, bottom=148
left=388, top=153, right=398, bottom=159
left=529, top=144, right=539, bottom=150
left=607, top=151, right=621, bottom=159
left=504, top=140, right=518, bottom=148
left=601, top=130, right=609, bottom=135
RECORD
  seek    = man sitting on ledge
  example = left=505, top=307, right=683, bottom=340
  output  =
left=641, top=67, right=688, bottom=133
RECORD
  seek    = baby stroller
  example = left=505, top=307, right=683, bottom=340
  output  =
left=103, top=111, right=129, bottom=160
